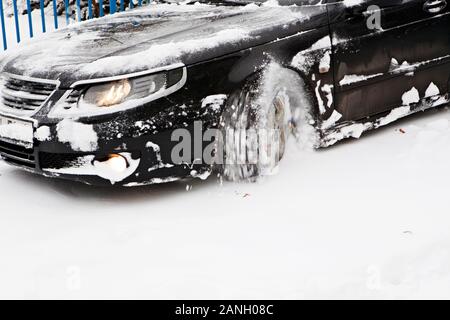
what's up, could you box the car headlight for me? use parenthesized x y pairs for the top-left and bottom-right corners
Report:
(84, 79), (132, 107)
(81, 72), (166, 108)
(49, 65), (186, 118)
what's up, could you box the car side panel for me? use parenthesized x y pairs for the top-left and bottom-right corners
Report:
(329, 0), (450, 122)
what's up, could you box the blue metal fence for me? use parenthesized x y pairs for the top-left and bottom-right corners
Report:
(0, 0), (151, 51)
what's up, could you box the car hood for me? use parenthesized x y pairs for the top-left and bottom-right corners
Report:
(0, 3), (327, 87)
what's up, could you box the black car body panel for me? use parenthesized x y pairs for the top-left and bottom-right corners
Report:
(0, 0), (449, 186)
(329, 0), (450, 121)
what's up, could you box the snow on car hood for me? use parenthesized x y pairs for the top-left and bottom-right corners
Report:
(0, 3), (326, 87)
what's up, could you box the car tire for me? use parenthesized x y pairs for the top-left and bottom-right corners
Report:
(217, 64), (312, 181)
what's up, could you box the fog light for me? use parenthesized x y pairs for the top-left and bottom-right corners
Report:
(96, 154), (128, 173)
(44, 152), (140, 185)
(91, 152), (140, 184)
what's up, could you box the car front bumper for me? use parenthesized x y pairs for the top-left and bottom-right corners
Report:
(0, 123), (214, 187)
(0, 94), (224, 186)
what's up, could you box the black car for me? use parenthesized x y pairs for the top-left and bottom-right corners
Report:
(0, 0), (449, 186)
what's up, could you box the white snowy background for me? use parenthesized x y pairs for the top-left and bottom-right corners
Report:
(2, 4), (450, 300)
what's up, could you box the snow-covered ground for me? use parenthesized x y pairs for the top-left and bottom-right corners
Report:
(2, 106), (450, 299)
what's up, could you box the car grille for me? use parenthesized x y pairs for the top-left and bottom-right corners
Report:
(0, 75), (58, 115)
(0, 140), (35, 168)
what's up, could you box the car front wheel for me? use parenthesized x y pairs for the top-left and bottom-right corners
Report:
(217, 64), (313, 181)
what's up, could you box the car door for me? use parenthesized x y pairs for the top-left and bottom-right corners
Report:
(328, 0), (450, 122)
